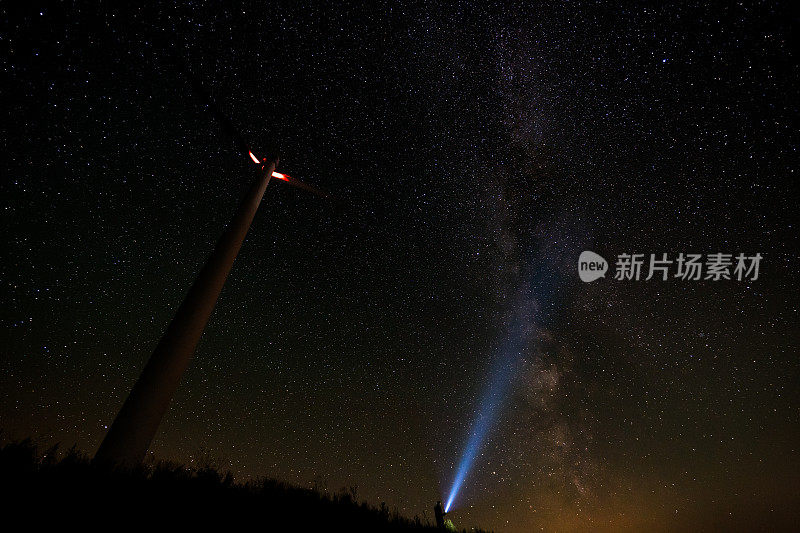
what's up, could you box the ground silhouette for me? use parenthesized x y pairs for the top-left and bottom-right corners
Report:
(1, 436), (487, 531)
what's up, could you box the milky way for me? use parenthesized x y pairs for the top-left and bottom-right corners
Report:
(2, 3), (798, 531)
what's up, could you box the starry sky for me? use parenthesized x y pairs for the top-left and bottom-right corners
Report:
(2, 2), (798, 531)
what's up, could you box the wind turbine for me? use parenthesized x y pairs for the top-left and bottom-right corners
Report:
(94, 65), (323, 466)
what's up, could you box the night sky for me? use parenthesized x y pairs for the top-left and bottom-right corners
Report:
(2, 2), (798, 531)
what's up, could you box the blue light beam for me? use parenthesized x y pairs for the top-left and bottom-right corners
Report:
(445, 330), (524, 513)
(445, 246), (569, 513)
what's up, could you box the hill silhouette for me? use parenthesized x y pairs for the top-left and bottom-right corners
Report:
(1, 436), (485, 531)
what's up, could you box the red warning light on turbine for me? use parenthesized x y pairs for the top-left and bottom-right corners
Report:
(248, 151), (290, 181)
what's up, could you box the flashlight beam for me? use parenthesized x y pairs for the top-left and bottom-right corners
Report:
(445, 324), (525, 513)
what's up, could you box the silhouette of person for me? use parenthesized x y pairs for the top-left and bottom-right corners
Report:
(434, 500), (446, 529)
